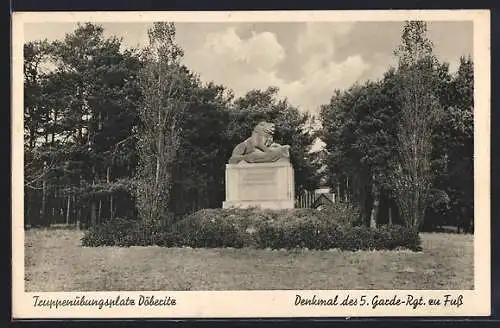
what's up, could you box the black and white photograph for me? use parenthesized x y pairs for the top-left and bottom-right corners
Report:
(11, 10), (490, 318)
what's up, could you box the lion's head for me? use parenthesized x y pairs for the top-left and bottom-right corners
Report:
(253, 121), (275, 137)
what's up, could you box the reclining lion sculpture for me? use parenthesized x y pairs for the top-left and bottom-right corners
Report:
(228, 121), (291, 164)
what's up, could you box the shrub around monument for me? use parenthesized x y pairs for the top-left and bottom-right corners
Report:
(81, 208), (422, 251)
(81, 217), (165, 247)
(167, 207), (342, 248)
(251, 213), (421, 251)
(167, 209), (247, 248)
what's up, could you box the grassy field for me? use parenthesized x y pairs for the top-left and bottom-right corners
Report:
(24, 229), (473, 291)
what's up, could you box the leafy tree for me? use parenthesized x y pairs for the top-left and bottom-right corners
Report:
(391, 21), (443, 231)
(431, 56), (474, 232)
(319, 74), (401, 227)
(135, 22), (196, 222)
(169, 82), (234, 215)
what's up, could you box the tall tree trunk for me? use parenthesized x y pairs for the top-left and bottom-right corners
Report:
(336, 183), (340, 203)
(76, 174), (82, 229)
(51, 110), (56, 144)
(388, 206), (393, 225)
(345, 176), (349, 202)
(154, 105), (162, 219)
(369, 175), (379, 228)
(90, 201), (97, 228)
(66, 194), (71, 224)
(40, 161), (48, 227)
(107, 167), (113, 218)
(76, 207), (81, 230)
(73, 195), (76, 225)
(98, 111), (103, 130)
(98, 199), (102, 224)
(110, 195), (114, 218)
(90, 167), (97, 227)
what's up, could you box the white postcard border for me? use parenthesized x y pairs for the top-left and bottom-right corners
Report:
(11, 9), (491, 319)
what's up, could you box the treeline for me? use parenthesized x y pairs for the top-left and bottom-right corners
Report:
(23, 23), (321, 228)
(24, 21), (473, 233)
(319, 22), (473, 232)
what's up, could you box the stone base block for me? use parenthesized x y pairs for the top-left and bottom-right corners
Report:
(222, 199), (295, 210)
(223, 161), (295, 210)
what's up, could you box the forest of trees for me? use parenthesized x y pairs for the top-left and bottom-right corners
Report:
(23, 21), (474, 233)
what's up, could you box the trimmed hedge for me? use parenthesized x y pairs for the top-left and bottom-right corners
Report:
(81, 208), (422, 251)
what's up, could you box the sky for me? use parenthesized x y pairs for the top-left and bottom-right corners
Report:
(24, 21), (473, 115)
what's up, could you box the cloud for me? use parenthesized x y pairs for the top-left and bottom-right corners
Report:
(296, 22), (354, 56)
(279, 55), (369, 109)
(184, 23), (370, 114)
(199, 27), (285, 72)
(280, 23), (369, 112)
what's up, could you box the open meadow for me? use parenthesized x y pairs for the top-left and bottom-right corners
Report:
(24, 229), (474, 291)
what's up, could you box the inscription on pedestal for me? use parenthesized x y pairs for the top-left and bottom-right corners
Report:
(241, 169), (276, 185)
(239, 168), (277, 200)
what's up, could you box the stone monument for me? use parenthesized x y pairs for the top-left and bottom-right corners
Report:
(223, 122), (295, 209)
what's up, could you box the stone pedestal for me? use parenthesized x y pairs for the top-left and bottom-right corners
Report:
(223, 161), (295, 209)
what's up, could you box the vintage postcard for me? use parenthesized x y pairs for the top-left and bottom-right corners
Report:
(12, 10), (491, 319)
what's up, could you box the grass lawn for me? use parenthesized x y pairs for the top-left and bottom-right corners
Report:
(24, 229), (473, 291)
